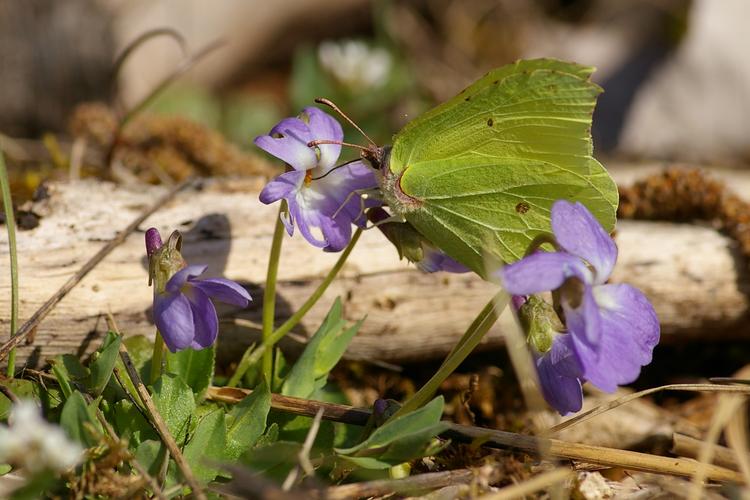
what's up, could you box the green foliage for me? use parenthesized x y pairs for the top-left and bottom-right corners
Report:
(282, 298), (363, 399)
(86, 331), (122, 396)
(112, 399), (156, 447)
(335, 396), (448, 469)
(51, 355), (87, 399)
(226, 382), (272, 460)
(240, 441), (302, 481)
(0, 379), (39, 420)
(166, 345), (215, 399)
(134, 439), (165, 477)
(183, 409), (226, 483)
(151, 373), (196, 444)
(60, 391), (101, 447)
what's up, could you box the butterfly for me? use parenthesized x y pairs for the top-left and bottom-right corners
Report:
(319, 59), (618, 278)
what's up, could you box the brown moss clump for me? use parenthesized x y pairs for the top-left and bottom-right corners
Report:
(68, 102), (278, 183)
(618, 167), (750, 258)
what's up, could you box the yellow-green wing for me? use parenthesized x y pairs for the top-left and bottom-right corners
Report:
(388, 59), (617, 276)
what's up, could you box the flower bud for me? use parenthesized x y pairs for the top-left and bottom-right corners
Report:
(516, 295), (565, 354)
(145, 227), (164, 257)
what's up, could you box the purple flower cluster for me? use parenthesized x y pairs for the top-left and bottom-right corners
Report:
(146, 228), (251, 353)
(499, 201), (659, 415)
(255, 107), (378, 252)
(154, 265), (251, 352)
(256, 108), (467, 274)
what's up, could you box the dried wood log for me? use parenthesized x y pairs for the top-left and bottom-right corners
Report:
(0, 166), (748, 368)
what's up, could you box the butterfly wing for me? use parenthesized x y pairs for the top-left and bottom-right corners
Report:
(387, 59), (618, 276)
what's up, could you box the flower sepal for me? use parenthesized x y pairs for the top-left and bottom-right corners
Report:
(147, 229), (186, 293)
(516, 295), (565, 354)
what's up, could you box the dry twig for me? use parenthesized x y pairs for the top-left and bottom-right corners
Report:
(323, 468), (476, 499)
(0, 178), (194, 363)
(118, 343), (206, 500)
(206, 386), (745, 484)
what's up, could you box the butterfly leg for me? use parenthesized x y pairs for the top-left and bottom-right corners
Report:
(366, 213), (406, 229)
(332, 187), (383, 221)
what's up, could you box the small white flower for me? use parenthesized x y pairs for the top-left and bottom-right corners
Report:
(318, 39), (392, 90)
(0, 400), (83, 473)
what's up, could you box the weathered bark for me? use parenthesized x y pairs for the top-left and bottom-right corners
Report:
(1, 166), (748, 368)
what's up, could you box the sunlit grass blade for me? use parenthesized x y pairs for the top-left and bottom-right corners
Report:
(0, 150), (18, 376)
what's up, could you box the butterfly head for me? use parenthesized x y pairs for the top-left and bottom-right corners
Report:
(360, 144), (390, 172)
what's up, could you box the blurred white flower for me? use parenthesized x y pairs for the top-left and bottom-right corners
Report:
(0, 400), (83, 473)
(318, 40), (392, 91)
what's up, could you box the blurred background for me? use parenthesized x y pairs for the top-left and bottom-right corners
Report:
(2, 0), (749, 203)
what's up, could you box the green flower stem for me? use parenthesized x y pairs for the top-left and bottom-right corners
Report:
(0, 151), (18, 376)
(150, 331), (166, 385)
(228, 227), (362, 388)
(261, 202), (288, 383)
(391, 289), (509, 419)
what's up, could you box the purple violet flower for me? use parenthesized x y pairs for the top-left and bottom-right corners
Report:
(499, 200), (660, 414)
(154, 265), (251, 352)
(417, 244), (471, 274)
(255, 107), (379, 252)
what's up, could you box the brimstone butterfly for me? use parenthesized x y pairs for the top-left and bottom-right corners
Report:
(324, 59), (618, 277)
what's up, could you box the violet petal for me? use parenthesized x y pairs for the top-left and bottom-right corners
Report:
(192, 278), (251, 307)
(303, 107), (343, 170)
(254, 117), (317, 171)
(154, 292), (195, 352)
(551, 200), (617, 284)
(498, 251), (586, 295)
(259, 170), (305, 205)
(187, 287), (219, 350)
(320, 213), (353, 252)
(563, 283), (602, 347)
(596, 284), (660, 364)
(547, 334), (584, 379)
(165, 265), (208, 293)
(417, 247), (471, 273)
(287, 198), (328, 248)
(572, 284), (659, 392)
(536, 350), (583, 415)
(280, 211), (294, 236)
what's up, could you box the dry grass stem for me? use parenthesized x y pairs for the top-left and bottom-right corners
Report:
(282, 407), (324, 491)
(687, 393), (746, 500)
(118, 343), (206, 500)
(725, 366), (750, 486)
(478, 467), (573, 500)
(547, 383), (750, 435)
(672, 433), (744, 472)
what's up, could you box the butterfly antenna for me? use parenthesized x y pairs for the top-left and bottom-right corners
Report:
(307, 139), (369, 152)
(315, 97), (376, 147)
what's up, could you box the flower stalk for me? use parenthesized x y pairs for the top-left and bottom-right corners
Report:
(261, 201), (288, 383)
(229, 227), (362, 387)
(391, 289), (509, 419)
